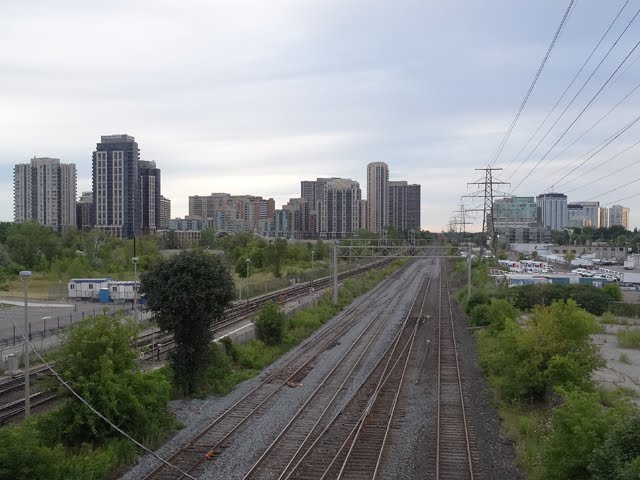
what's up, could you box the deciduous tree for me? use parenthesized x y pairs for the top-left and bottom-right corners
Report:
(140, 250), (235, 394)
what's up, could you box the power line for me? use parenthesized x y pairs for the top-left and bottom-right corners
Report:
(507, 4), (640, 186)
(502, 0), (631, 175)
(588, 175), (640, 201)
(563, 139), (640, 194)
(603, 191), (640, 206)
(487, 0), (576, 167)
(511, 32), (640, 194)
(539, 72), (640, 189)
(546, 113), (640, 191)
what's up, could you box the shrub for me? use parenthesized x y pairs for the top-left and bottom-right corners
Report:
(590, 412), (640, 480)
(603, 283), (623, 302)
(469, 303), (491, 327)
(254, 301), (286, 345)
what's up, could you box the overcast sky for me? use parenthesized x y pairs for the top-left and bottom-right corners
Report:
(2, 0), (639, 231)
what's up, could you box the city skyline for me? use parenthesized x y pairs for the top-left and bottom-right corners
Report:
(2, 1), (640, 230)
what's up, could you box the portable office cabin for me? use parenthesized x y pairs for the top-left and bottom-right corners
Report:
(109, 281), (139, 302)
(68, 278), (111, 300)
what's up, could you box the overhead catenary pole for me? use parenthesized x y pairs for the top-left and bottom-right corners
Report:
(333, 241), (338, 305)
(467, 245), (472, 301)
(19, 270), (32, 418)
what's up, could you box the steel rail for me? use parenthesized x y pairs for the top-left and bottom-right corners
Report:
(241, 269), (419, 479)
(280, 260), (435, 480)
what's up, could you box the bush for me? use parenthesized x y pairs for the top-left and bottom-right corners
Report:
(590, 412), (640, 479)
(478, 300), (604, 402)
(465, 289), (491, 314)
(469, 303), (491, 327)
(0, 421), (62, 480)
(254, 301), (286, 345)
(541, 390), (621, 480)
(603, 283), (623, 302)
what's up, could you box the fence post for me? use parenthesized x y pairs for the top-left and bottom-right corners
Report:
(43, 319), (46, 338)
(29, 322), (32, 341)
(13, 325), (16, 346)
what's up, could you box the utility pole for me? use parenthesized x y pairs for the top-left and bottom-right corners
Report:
(462, 167), (509, 256)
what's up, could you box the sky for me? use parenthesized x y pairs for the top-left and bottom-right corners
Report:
(1, 0), (640, 232)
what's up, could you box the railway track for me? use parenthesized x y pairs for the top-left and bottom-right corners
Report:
(0, 259), (394, 424)
(241, 269), (423, 480)
(277, 264), (433, 479)
(141, 261), (409, 480)
(435, 260), (477, 480)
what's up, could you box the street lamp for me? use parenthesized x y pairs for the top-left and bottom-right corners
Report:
(132, 257), (139, 323)
(311, 250), (315, 269)
(19, 270), (31, 418)
(246, 258), (251, 302)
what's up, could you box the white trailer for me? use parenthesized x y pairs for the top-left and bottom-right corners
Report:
(621, 272), (640, 284)
(109, 281), (139, 302)
(67, 278), (111, 300)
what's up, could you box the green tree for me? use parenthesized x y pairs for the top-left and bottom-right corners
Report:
(254, 301), (286, 345)
(52, 314), (173, 445)
(5, 221), (62, 269)
(564, 251), (576, 265)
(140, 250), (235, 394)
(264, 238), (288, 277)
(199, 227), (217, 248)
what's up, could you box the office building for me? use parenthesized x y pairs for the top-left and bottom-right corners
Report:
(536, 193), (568, 231)
(494, 196), (549, 244)
(13, 157), (77, 232)
(568, 201), (603, 228)
(367, 162), (389, 233)
(92, 134), (140, 239)
(609, 205), (630, 229)
(388, 181), (421, 232)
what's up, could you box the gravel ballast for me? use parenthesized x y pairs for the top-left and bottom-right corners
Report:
(120, 260), (524, 480)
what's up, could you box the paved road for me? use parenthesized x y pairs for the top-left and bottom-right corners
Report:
(0, 298), (135, 349)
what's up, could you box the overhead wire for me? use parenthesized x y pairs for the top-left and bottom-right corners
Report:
(1, 304), (196, 480)
(501, 0), (631, 176)
(507, 4), (640, 187)
(538, 66), (640, 190)
(545, 113), (640, 191)
(563, 140), (640, 194)
(588, 175), (640, 201)
(487, 0), (576, 168)
(511, 31), (640, 194)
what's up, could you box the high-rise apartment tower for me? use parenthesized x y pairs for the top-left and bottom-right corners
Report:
(367, 162), (389, 233)
(13, 157), (77, 232)
(92, 134), (140, 239)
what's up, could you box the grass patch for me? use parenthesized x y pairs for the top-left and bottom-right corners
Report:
(601, 311), (629, 325)
(617, 328), (640, 349)
(499, 404), (549, 480)
(618, 352), (631, 364)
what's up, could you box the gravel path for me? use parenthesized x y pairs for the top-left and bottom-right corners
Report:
(119, 260), (524, 480)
